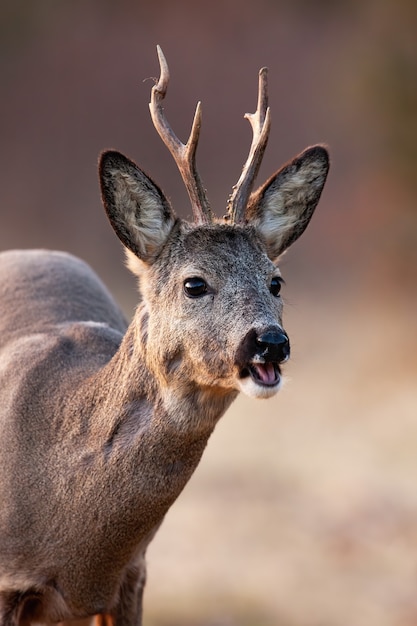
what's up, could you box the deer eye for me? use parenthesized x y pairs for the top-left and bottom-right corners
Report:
(183, 277), (208, 298)
(270, 276), (284, 297)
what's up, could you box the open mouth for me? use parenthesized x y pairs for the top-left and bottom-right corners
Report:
(240, 362), (281, 387)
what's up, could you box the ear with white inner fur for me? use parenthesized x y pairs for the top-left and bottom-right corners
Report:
(246, 145), (329, 261)
(99, 150), (176, 264)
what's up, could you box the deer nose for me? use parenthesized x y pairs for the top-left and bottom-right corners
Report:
(256, 329), (290, 363)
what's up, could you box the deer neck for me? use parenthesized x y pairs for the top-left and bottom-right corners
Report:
(60, 310), (237, 568)
(76, 307), (237, 497)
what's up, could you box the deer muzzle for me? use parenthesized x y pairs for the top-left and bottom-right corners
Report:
(236, 327), (290, 391)
(255, 329), (290, 363)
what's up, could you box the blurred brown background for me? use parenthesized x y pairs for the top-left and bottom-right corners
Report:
(1, 1), (416, 625)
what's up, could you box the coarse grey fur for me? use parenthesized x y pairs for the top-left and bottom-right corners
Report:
(0, 58), (329, 626)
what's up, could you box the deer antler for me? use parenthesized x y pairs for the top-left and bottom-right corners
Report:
(149, 46), (212, 225)
(227, 67), (271, 224)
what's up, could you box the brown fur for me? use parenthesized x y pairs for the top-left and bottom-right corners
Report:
(0, 71), (329, 625)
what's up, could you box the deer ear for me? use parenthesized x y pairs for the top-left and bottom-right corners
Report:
(247, 146), (329, 261)
(99, 151), (176, 264)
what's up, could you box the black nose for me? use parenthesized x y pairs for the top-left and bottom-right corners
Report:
(256, 329), (290, 363)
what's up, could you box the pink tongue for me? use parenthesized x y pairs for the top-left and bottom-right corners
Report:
(253, 362), (276, 384)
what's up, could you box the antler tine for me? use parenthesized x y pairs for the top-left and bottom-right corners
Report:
(149, 46), (212, 225)
(227, 67), (271, 224)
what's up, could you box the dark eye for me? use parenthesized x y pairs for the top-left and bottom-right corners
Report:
(270, 276), (283, 297)
(183, 277), (208, 298)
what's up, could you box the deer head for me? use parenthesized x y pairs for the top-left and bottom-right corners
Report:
(99, 46), (329, 402)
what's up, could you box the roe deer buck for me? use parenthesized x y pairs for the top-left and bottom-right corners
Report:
(0, 46), (329, 625)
